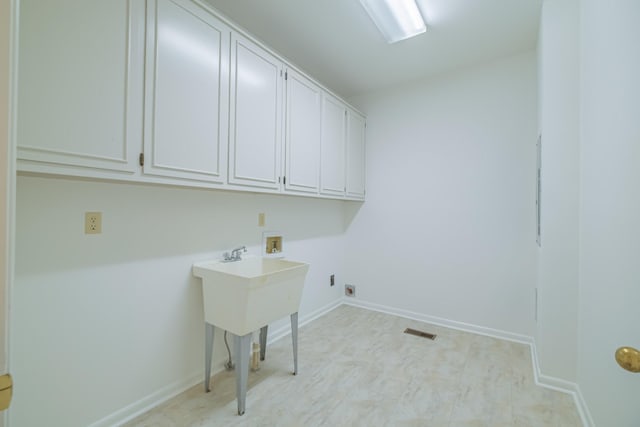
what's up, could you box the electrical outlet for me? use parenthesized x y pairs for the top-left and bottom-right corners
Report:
(330, 274), (335, 287)
(345, 284), (355, 297)
(85, 212), (102, 234)
(258, 212), (265, 227)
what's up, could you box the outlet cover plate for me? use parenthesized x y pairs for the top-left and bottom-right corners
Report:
(85, 212), (102, 234)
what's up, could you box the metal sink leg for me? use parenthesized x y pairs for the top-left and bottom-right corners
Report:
(291, 312), (298, 375)
(259, 325), (268, 361)
(234, 332), (252, 415)
(204, 322), (214, 392)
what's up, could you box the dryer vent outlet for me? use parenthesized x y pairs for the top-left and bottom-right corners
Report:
(345, 284), (356, 297)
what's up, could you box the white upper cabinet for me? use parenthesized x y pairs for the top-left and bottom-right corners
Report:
(228, 33), (284, 190)
(15, 0), (365, 200)
(346, 109), (366, 199)
(320, 93), (347, 197)
(143, 0), (230, 184)
(17, 0), (145, 175)
(284, 68), (322, 194)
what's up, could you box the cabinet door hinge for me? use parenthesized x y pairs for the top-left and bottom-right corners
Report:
(139, 152), (144, 167)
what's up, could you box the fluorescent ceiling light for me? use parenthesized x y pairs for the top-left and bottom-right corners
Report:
(360, 0), (426, 44)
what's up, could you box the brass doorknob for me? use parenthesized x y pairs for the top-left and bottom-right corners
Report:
(0, 374), (12, 411)
(615, 347), (640, 373)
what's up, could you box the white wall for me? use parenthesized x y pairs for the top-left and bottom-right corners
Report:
(11, 176), (346, 426)
(346, 52), (538, 336)
(536, 0), (580, 382)
(578, 0), (640, 425)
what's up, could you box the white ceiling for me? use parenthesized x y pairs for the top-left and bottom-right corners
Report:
(204, 0), (542, 99)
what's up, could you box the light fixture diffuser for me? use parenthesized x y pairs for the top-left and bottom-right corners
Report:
(360, 0), (426, 44)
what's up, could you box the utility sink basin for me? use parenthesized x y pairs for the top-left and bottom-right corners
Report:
(193, 256), (310, 415)
(192, 257), (309, 336)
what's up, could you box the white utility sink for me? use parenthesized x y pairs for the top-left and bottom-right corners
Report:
(192, 256), (309, 336)
(193, 256), (309, 415)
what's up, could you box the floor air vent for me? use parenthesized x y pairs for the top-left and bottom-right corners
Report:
(404, 328), (437, 340)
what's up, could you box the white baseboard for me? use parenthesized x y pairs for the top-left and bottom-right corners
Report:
(573, 384), (595, 427)
(342, 297), (534, 345)
(94, 297), (594, 427)
(92, 298), (343, 427)
(89, 372), (202, 427)
(530, 342), (595, 427)
(343, 297), (593, 427)
(266, 298), (343, 344)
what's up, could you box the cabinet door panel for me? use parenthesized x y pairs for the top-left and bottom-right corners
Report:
(285, 69), (321, 194)
(346, 110), (366, 199)
(229, 34), (283, 190)
(144, 0), (229, 183)
(17, 0), (144, 173)
(320, 94), (346, 196)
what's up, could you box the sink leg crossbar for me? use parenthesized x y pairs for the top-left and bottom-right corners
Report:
(203, 312), (300, 416)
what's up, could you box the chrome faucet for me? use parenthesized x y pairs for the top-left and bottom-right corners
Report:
(223, 246), (247, 262)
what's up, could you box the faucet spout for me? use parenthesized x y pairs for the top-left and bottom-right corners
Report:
(224, 246), (247, 262)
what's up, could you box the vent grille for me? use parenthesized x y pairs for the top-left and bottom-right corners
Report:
(404, 328), (436, 340)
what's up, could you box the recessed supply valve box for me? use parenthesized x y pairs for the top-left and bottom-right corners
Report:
(262, 231), (284, 257)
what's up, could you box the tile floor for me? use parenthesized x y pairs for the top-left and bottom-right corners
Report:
(125, 305), (583, 427)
